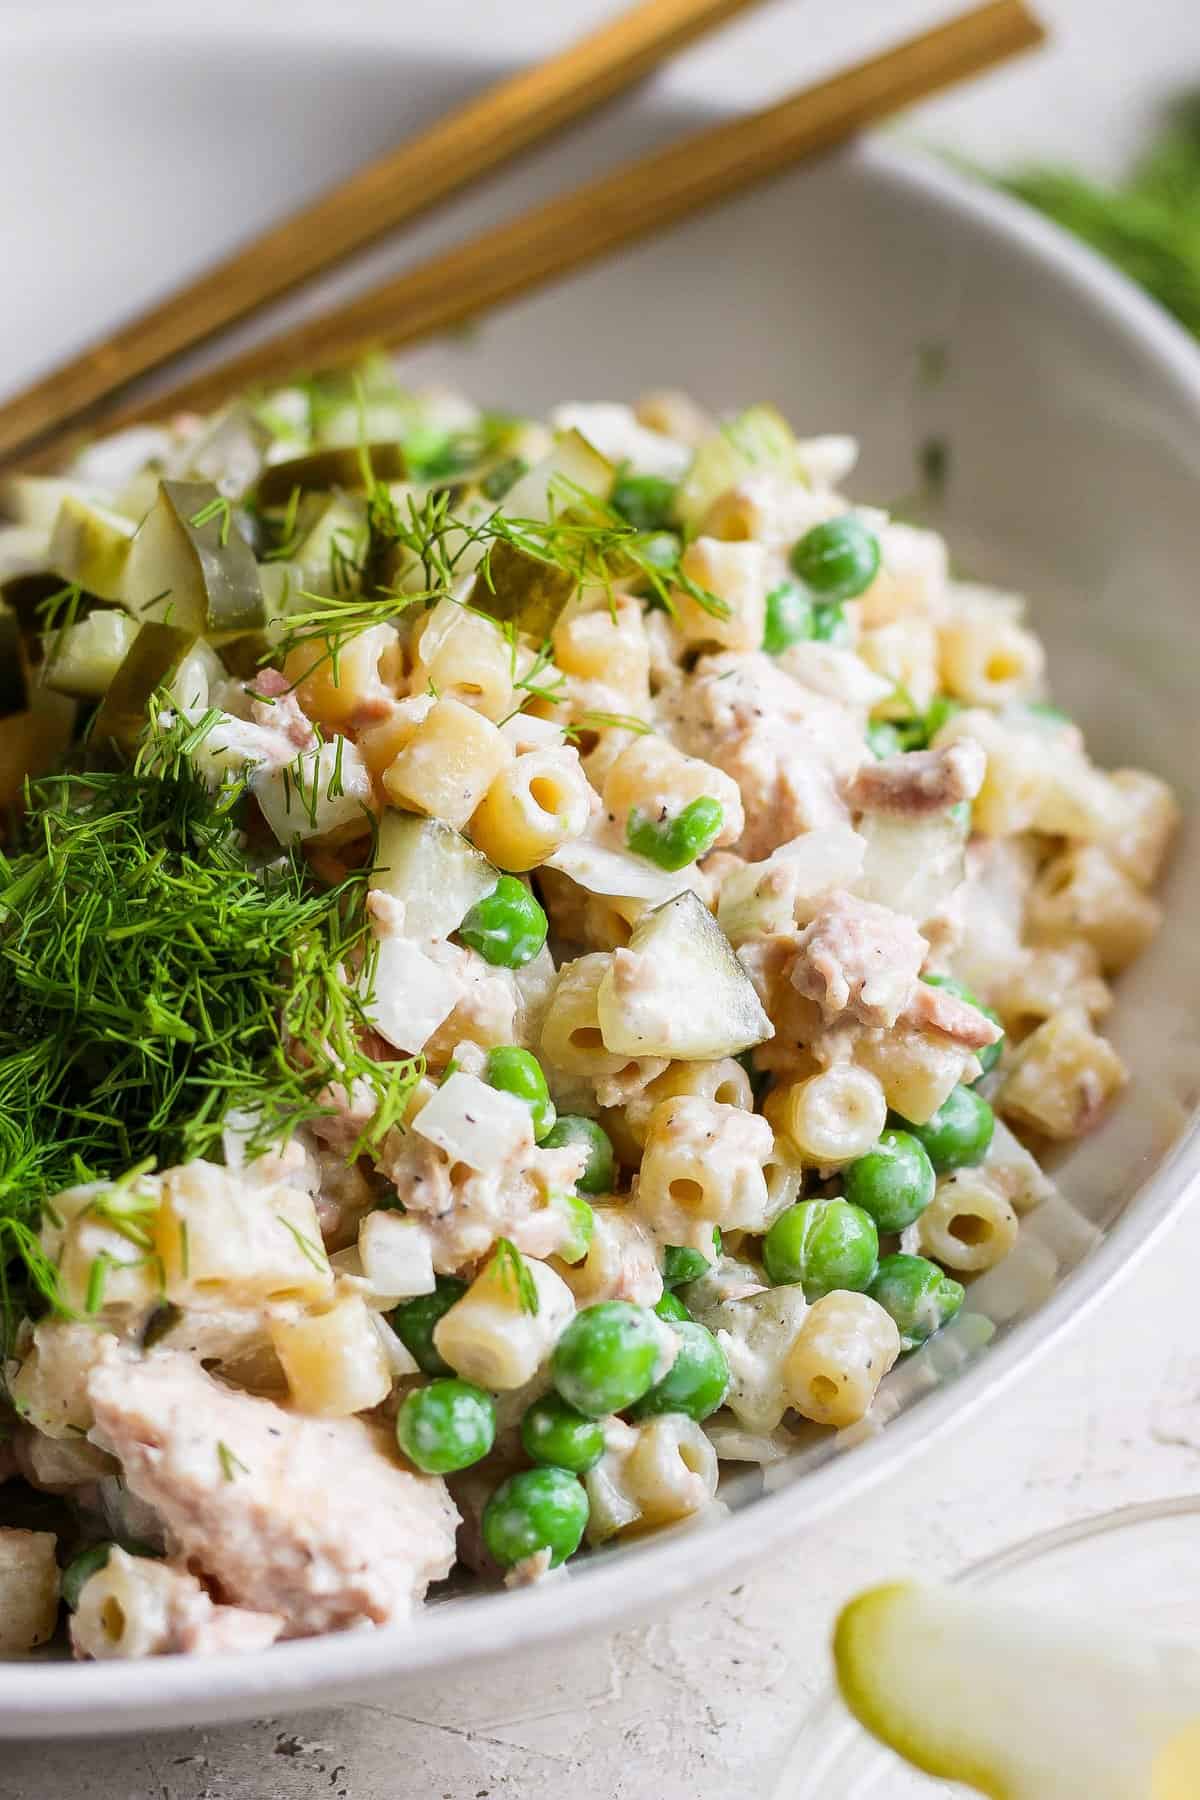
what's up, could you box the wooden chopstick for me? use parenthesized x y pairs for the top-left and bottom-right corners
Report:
(0, 0), (768, 468)
(11, 0), (1044, 471)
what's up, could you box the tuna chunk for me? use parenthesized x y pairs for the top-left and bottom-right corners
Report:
(87, 1349), (459, 1637)
(844, 741), (986, 817)
(900, 978), (1003, 1051)
(790, 892), (926, 1029)
(665, 652), (865, 860)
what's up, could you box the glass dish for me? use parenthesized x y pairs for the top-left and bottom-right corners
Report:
(779, 1496), (1200, 1797)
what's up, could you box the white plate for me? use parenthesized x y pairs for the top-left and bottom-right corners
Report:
(3, 14), (1200, 1738)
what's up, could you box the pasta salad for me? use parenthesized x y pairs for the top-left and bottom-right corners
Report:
(0, 367), (1177, 1658)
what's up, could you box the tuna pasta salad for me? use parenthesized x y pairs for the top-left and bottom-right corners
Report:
(0, 370), (1177, 1659)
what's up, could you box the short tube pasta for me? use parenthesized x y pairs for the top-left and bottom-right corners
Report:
(783, 1291), (901, 1429)
(917, 1175), (1019, 1273)
(0, 1530), (60, 1655)
(626, 1414), (720, 1526)
(382, 696), (512, 829)
(269, 1290), (393, 1416)
(470, 746), (592, 871)
(636, 1095), (774, 1246)
(772, 1065), (887, 1166)
(938, 613), (1045, 706)
(411, 606), (513, 722)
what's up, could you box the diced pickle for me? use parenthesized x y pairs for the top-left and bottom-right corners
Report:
(370, 811), (498, 941)
(674, 404), (801, 532)
(290, 493), (369, 597)
(170, 401), (272, 497)
(0, 475), (111, 533)
(48, 495), (135, 601)
(596, 890), (774, 1059)
(122, 480), (265, 637)
(256, 443), (406, 508)
(92, 622), (197, 748)
(470, 540), (576, 640)
(497, 430), (614, 524)
(40, 609), (140, 700)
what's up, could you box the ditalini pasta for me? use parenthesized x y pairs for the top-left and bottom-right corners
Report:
(0, 369), (1176, 1656)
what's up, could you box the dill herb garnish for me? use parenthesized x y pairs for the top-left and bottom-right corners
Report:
(0, 707), (416, 1334)
(493, 1237), (539, 1316)
(217, 1440), (250, 1481)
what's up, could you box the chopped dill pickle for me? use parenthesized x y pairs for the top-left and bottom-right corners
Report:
(48, 495), (135, 602)
(122, 481), (265, 637)
(256, 443), (407, 508)
(471, 539), (577, 640)
(92, 621), (197, 748)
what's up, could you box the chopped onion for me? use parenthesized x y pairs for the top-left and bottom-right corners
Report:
(359, 936), (463, 1054)
(359, 1211), (436, 1301)
(411, 1072), (534, 1171)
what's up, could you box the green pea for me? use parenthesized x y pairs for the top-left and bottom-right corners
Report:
(866, 721), (903, 759)
(483, 1466), (589, 1569)
(554, 1191), (596, 1265)
(611, 471), (677, 532)
(844, 1129), (937, 1233)
(391, 1276), (468, 1376)
(627, 795), (723, 871)
(921, 974), (1004, 1077)
(868, 1253), (964, 1350)
(654, 1289), (692, 1323)
(663, 1229), (722, 1289)
(761, 580), (814, 654)
(902, 1085), (995, 1172)
(923, 694), (962, 740)
(61, 1542), (114, 1612)
(762, 1199), (879, 1299)
(459, 876), (547, 968)
(485, 1045), (556, 1140)
(396, 1378), (496, 1475)
(789, 515), (881, 601)
(811, 600), (851, 645)
(629, 1320), (729, 1421)
(520, 1393), (606, 1474)
(552, 1300), (665, 1417)
(541, 1115), (615, 1195)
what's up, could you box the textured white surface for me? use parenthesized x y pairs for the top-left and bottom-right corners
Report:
(3, 1), (1200, 1794)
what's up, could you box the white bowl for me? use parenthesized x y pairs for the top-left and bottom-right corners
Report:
(3, 16), (1200, 1739)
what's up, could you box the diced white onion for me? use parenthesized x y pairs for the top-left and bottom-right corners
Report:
(359, 936), (463, 1055)
(411, 1072), (534, 1171)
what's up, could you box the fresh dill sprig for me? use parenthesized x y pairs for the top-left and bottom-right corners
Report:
(492, 1237), (539, 1316)
(276, 470), (727, 674)
(984, 96), (1200, 340)
(216, 1440), (250, 1481)
(188, 495), (234, 547)
(0, 707), (417, 1332)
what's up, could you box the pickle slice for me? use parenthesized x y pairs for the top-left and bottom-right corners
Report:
(122, 480), (265, 636)
(48, 495), (135, 601)
(256, 443), (407, 508)
(92, 621), (198, 749)
(470, 539), (576, 640)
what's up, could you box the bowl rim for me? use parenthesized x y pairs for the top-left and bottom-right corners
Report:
(3, 75), (1200, 1730)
